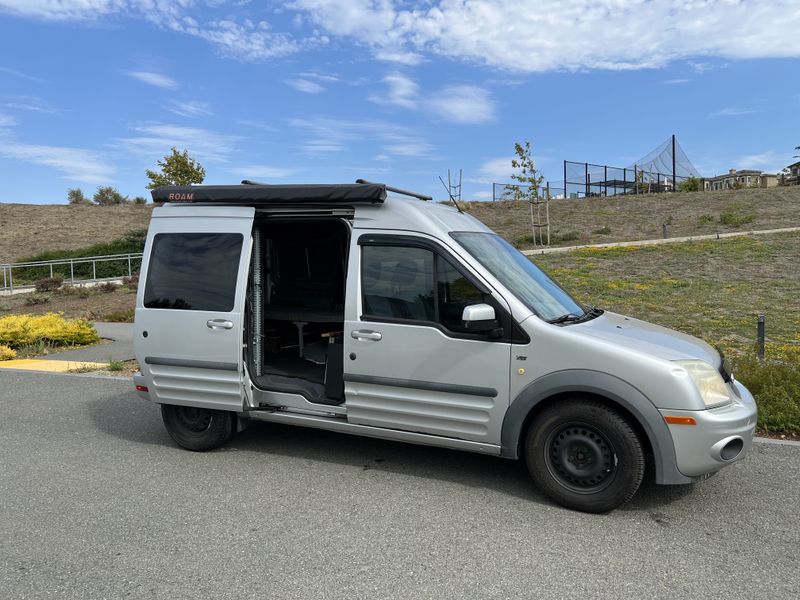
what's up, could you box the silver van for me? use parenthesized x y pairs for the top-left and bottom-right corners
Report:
(133, 181), (757, 512)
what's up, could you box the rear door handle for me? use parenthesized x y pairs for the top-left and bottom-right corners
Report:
(351, 329), (382, 341)
(207, 319), (234, 330)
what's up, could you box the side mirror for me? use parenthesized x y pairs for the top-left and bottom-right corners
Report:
(461, 303), (498, 332)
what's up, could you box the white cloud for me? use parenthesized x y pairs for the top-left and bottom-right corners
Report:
(374, 50), (424, 65)
(370, 74), (494, 124)
(664, 78), (691, 85)
(127, 70), (177, 90)
(369, 72), (418, 108)
(228, 165), (298, 179)
(285, 78), (325, 93)
(0, 0), (121, 20)
(426, 85), (494, 123)
(299, 72), (339, 82)
(164, 99), (212, 118)
(470, 156), (515, 184)
(3, 95), (59, 114)
(288, 115), (434, 158)
(292, 0), (800, 72)
(711, 107), (761, 117)
(0, 112), (17, 127)
(473, 190), (492, 200)
(736, 150), (784, 172)
(115, 123), (240, 163)
(6, 1), (800, 72)
(0, 142), (114, 183)
(0, 66), (44, 82)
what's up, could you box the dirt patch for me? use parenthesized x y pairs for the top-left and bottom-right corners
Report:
(0, 286), (136, 321)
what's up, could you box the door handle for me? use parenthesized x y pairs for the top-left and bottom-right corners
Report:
(207, 319), (234, 330)
(351, 329), (382, 341)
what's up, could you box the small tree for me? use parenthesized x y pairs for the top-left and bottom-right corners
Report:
(145, 147), (206, 189)
(93, 186), (127, 205)
(131, 196), (147, 205)
(67, 187), (90, 205)
(508, 141), (549, 246)
(678, 176), (700, 192)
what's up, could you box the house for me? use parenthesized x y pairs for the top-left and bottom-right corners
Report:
(702, 169), (777, 191)
(781, 161), (800, 186)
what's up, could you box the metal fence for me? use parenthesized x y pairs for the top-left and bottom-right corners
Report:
(1, 253), (143, 294)
(564, 161), (691, 199)
(492, 182), (566, 201)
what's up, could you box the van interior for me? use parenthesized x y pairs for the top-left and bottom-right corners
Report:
(247, 216), (350, 405)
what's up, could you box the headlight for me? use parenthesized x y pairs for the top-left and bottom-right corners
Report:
(673, 360), (731, 408)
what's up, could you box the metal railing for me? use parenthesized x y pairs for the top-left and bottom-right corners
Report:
(1, 253), (143, 293)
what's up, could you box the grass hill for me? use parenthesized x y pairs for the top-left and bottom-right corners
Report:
(467, 186), (800, 248)
(1, 186), (799, 262)
(0, 203), (153, 262)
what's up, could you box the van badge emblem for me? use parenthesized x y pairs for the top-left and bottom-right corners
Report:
(516, 355), (527, 361)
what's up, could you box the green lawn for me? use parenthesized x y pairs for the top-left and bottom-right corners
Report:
(532, 232), (800, 435)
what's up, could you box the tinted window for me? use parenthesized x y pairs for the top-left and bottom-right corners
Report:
(144, 233), (243, 311)
(437, 258), (485, 331)
(362, 246), (435, 321)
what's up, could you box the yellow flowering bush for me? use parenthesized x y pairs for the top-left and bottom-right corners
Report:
(0, 313), (99, 348)
(0, 344), (16, 361)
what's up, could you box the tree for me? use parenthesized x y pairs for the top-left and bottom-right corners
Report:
(131, 196), (147, 205)
(508, 141), (544, 202)
(678, 176), (700, 192)
(145, 147), (205, 189)
(93, 186), (127, 205)
(67, 187), (90, 205)
(508, 141), (550, 246)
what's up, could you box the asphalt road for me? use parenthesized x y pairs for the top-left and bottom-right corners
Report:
(1, 370), (799, 600)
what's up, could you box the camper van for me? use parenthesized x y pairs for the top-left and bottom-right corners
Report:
(133, 181), (757, 513)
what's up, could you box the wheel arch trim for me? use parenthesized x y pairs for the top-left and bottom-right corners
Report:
(501, 369), (692, 485)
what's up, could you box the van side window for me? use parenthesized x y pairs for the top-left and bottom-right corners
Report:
(144, 233), (243, 311)
(437, 258), (485, 331)
(362, 246), (435, 321)
(361, 245), (486, 332)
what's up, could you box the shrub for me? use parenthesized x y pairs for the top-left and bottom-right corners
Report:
(552, 230), (581, 243)
(93, 186), (128, 205)
(97, 281), (118, 293)
(24, 293), (51, 306)
(108, 359), (125, 371)
(698, 214), (715, 225)
(0, 344), (16, 361)
(719, 211), (756, 227)
(132, 196), (147, 205)
(122, 273), (139, 290)
(34, 276), (64, 292)
(733, 345), (800, 435)
(102, 309), (135, 323)
(678, 177), (700, 192)
(0, 313), (99, 348)
(592, 226), (611, 235)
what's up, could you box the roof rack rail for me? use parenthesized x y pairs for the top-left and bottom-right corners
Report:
(356, 179), (431, 202)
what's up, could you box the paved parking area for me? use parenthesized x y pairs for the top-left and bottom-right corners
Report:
(1, 370), (799, 599)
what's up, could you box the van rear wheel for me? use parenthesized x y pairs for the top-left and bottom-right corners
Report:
(525, 399), (645, 513)
(161, 404), (236, 451)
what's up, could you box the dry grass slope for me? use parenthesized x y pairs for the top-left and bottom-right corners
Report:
(467, 186), (800, 248)
(0, 203), (153, 262)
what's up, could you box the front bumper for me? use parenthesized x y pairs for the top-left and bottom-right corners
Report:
(659, 379), (757, 477)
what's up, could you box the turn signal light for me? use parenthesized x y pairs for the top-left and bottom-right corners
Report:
(135, 385), (149, 393)
(664, 415), (697, 425)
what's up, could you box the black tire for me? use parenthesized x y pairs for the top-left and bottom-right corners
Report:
(161, 404), (236, 451)
(525, 399), (645, 513)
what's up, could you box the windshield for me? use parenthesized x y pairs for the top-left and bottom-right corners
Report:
(451, 232), (585, 321)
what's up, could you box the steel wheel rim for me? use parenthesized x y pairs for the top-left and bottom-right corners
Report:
(544, 421), (617, 494)
(175, 406), (213, 433)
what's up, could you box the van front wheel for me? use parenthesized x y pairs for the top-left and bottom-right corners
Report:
(525, 399), (645, 513)
(161, 404), (236, 451)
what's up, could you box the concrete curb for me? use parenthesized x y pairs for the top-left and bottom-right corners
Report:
(753, 436), (800, 447)
(521, 226), (800, 256)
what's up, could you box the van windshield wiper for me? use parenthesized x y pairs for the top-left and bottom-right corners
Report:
(548, 306), (604, 325)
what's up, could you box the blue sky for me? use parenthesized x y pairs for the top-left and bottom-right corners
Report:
(0, 0), (798, 204)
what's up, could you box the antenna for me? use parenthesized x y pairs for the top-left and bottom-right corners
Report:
(439, 169), (465, 214)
